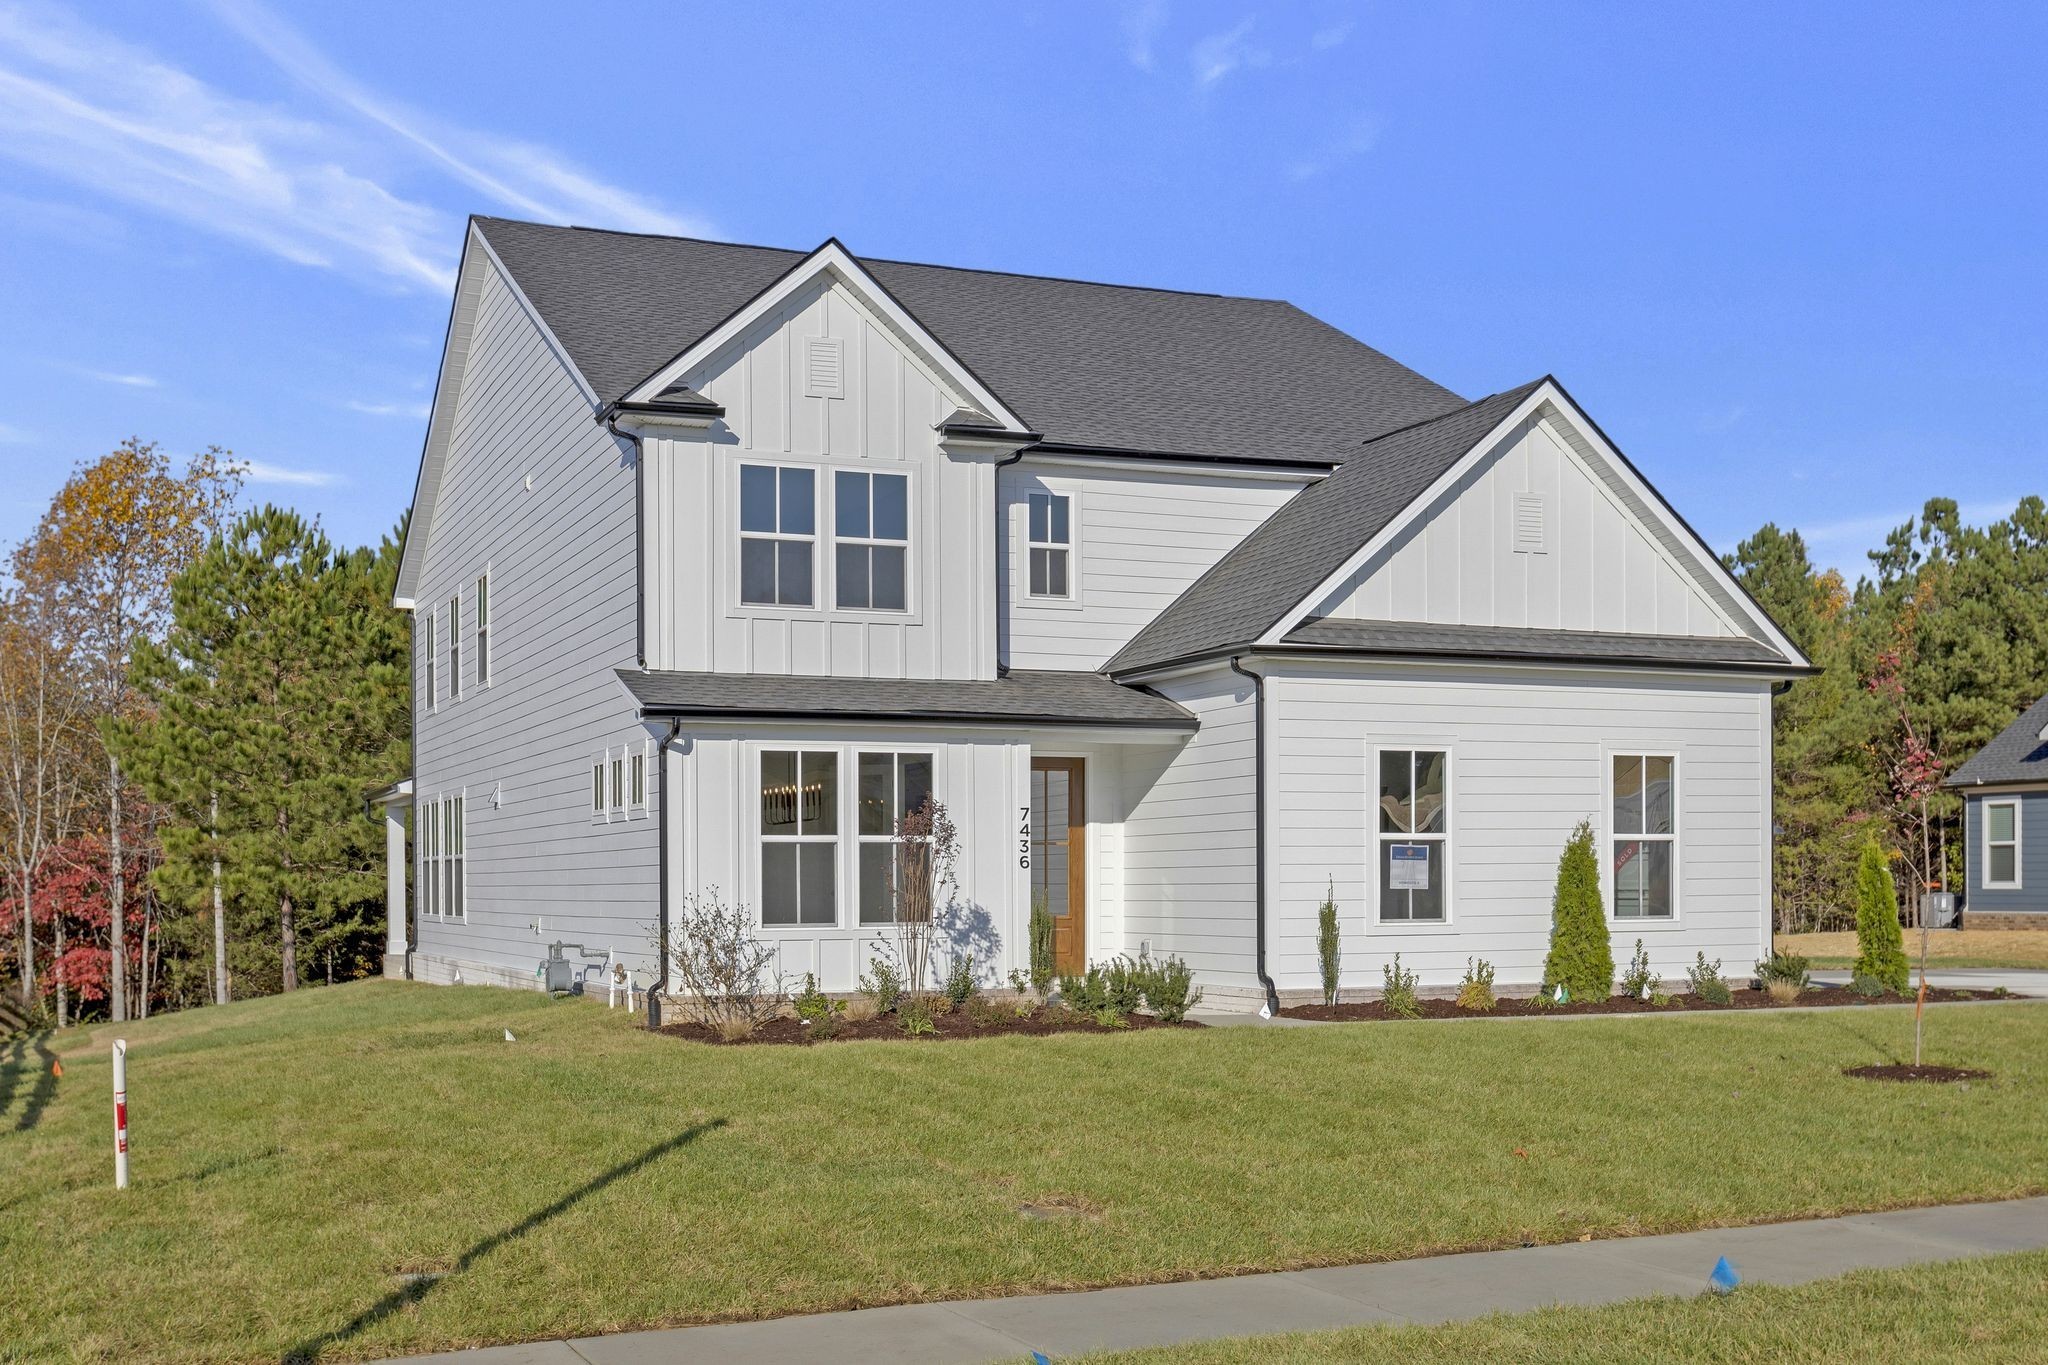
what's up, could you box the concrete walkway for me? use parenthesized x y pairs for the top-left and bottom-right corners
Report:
(390, 1197), (2048, 1364)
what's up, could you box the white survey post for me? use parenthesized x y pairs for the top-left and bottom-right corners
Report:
(112, 1039), (129, 1190)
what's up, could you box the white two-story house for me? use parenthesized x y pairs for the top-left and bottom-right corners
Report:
(381, 216), (1812, 1012)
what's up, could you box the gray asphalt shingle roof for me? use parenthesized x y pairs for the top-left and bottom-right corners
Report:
(1947, 690), (2048, 787)
(1281, 618), (1802, 671)
(474, 217), (1466, 464)
(615, 669), (1196, 730)
(1106, 381), (1548, 675)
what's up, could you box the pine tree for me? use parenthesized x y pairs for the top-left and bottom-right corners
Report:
(1852, 835), (1908, 993)
(1316, 880), (1340, 1006)
(113, 508), (408, 997)
(1541, 821), (1613, 1002)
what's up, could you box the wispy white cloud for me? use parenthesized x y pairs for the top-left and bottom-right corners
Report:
(1284, 114), (1382, 181)
(1311, 21), (1354, 51)
(0, 420), (33, 444)
(75, 368), (161, 388)
(238, 459), (340, 488)
(345, 398), (431, 420)
(1123, 0), (1169, 71)
(1697, 404), (1748, 433)
(1791, 496), (2024, 570)
(1190, 17), (1268, 87)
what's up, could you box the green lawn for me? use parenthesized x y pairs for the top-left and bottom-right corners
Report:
(2, 982), (2043, 1363)
(1777, 928), (2048, 972)
(1062, 1250), (2048, 1363)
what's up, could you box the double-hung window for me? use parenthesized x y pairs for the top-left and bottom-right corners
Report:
(760, 750), (837, 925)
(421, 611), (437, 713)
(739, 464), (816, 606)
(1376, 748), (1448, 921)
(834, 470), (909, 611)
(1027, 491), (1072, 598)
(1612, 754), (1677, 918)
(857, 751), (934, 924)
(447, 594), (462, 700)
(418, 795), (465, 920)
(630, 745), (647, 811)
(474, 573), (490, 685)
(591, 758), (606, 816)
(445, 794), (465, 920)
(418, 797), (437, 918)
(1984, 800), (2021, 888)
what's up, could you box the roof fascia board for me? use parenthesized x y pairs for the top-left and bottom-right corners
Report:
(623, 240), (1028, 433)
(630, 703), (1194, 734)
(1017, 452), (1325, 484)
(1129, 647), (1799, 687)
(469, 224), (601, 407)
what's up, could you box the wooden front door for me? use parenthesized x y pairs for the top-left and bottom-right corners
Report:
(1030, 758), (1087, 974)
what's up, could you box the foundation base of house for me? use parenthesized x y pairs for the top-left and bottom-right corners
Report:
(1962, 911), (2048, 931)
(382, 952), (409, 980)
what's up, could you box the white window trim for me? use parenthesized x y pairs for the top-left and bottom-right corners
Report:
(1020, 485), (1082, 607)
(447, 592), (463, 701)
(1367, 742), (1456, 930)
(475, 570), (491, 688)
(831, 468), (914, 615)
(421, 609), (437, 714)
(755, 747), (843, 930)
(590, 753), (608, 822)
(734, 460), (822, 613)
(855, 748), (936, 927)
(1983, 798), (2022, 890)
(629, 739), (649, 817)
(419, 792), (466, 921)
(1603, 747), (1683, 927)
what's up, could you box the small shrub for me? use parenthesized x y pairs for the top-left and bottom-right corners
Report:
(899, 995), (938, 1036)
(1542, 820), (1615, 1002)
(1849, 972), (1889, 998)
(1029, 892), (1057, 997)
(859, 957), (904, 1014)
(713, 1015), (757, 1043)
(1766, 979), (1802, 1005)
(1101, 957), (1144, 1019)
(662, 891), (785, 1034)
(965, 995), (1006, 1027)
(1619, 939), (1656, 1000)
(1853, 838), (1909, 993)
(1759, 951), (1810, 992)
(1060, 968), (1104, 1015)
(841, 995), (879, 1024)
(1455, 957), (1497, 1012)
(1092, 1007), (1130, 1029)
(1007, 968), (1029, 995)
(1136, 951), (1202, 1023)
(1380, 953), (1423, 1019)
(944, 953), (979, 1009)
(1317, 879), (1341, 1006)
(1687, 951), (1732, 1005)
(793, 973), (842, 1026)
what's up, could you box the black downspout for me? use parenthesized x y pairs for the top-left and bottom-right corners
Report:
(647, 716), (681, 1029)
(604, 406), (648, 670)
(1228, 656), (1282, 1017)
(993, 445), (1028, 670)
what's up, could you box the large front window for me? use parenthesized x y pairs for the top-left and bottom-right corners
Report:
(1612, 754), (1676, 918)
(857, 751), (933, 923)
(760, 750), (837, 925)
(1985, 800), (2021, 888)
(1377, 749), (1447, 921)
(835, 471), (909, 611)
(740, 465), (816, 606)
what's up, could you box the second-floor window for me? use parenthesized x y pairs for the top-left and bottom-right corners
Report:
(421, 610), (436, 713)
(1028, 491), (1072, 598)
(740, 464), (815, 607)
(474, 573), (491, 685)
(834, 471), (909, 611)
(448, 594), (462, 700)
(1984, 800), (2020, 888)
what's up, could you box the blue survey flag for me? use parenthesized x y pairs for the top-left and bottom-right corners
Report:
(1033, 1354), (1053, 1364)
(1709, 1256), (1740, 1294)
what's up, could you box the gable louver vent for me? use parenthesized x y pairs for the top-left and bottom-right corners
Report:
(804, 337), (845, 399)
(1512, 492), (1547, 554)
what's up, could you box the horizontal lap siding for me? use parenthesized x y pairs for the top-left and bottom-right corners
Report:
(413, 260), (655, 984)
(1271, 662), (1771, 992)
(1963, 791), (2048, 914)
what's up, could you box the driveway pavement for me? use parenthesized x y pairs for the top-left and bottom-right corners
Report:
(1811, 966), (2048, 996)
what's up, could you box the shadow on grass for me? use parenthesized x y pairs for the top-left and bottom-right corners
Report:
(282, 1118), (728, 1363)
(1812, 1011), (1907, 1066)
(1, 1033), (58, 1134)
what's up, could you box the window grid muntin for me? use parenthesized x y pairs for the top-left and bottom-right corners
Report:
(1611, 753), (1677, 919)
(760, 749), (838, 927)
(1375, 748), (1448, 923)
(739, 464), (817, 607)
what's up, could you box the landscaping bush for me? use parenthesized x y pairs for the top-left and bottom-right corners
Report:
(858, 957), (904, 1014)
(662, 891), (785, 1034)
(1766, 979), (1802, 1005)
(1058, 968), (1103, 1015)
(1455, 957), (1496, 1012)
(1759, 951), (1811, 992)
(1101, 957), (1145, 1019)
(944, 953), (979, 1009)
(899, 995), (938, 1035)
(1853, 837), (1909, 993)
(794, 973), (842, 1026)
(1849, 972), (1890, 998)
(1541, 820), (1614, 1002)
(1135, 951), (1202, 1022)
(1688, 951), (1732, 1005)
(1317, 879), (1341, 1006)
(1029, 892), (1056, 997)
(1619, 939), (1656, 1000)
(1380, 953), (1422, 1018)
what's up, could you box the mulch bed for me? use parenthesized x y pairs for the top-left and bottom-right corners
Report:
(655, 1005), (1203, 1046)
(1843, 1063), (1993, 1084)
(1279, 984), (1990, 1022)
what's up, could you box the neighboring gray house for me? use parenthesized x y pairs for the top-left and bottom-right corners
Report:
(381, 216), (1814, 1011)
(1947, 690), (2048, 927)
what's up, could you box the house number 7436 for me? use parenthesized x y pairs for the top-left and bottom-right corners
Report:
(1018, 806), (1032, 869)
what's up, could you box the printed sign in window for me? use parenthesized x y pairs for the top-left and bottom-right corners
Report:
(1389, 843), (1430, 890)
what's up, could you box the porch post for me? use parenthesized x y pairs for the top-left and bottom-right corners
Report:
(384, 803), (408, 976)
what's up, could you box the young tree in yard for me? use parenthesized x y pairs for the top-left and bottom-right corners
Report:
(1852, 835), (1909, 993)
(21, 440), (238, 1020)
(115, 509), (407, 996)
(890, 794), (959, 1005)
(1541, 820), (1613, 1003)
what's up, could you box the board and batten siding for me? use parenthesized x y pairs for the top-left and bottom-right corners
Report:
(1312, 413), (1744, 639)
(1963, 789), (2048, 913)
(640, 276), (995, 680)
(673, 725), (1030, 992)
(412, 257), (655, 987)
(1268, 660), (1773, 993)
(1119, 667), (1262, 991)
(1001, 462), (1304, 671)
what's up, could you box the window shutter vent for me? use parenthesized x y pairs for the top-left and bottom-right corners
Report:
(1512, 492), (1547, 554)
(804, 337), (845, 399)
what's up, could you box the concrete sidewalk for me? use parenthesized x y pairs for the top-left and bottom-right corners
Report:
(390, 1197), (2048, 1364)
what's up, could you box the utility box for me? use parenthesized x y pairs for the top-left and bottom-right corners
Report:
(1921, 892), (1957, 928)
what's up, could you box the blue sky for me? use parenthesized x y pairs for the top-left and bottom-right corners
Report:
(1, 0), (2041, 574)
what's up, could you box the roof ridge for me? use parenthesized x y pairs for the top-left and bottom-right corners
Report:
(1355, 376), (1549, 448)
